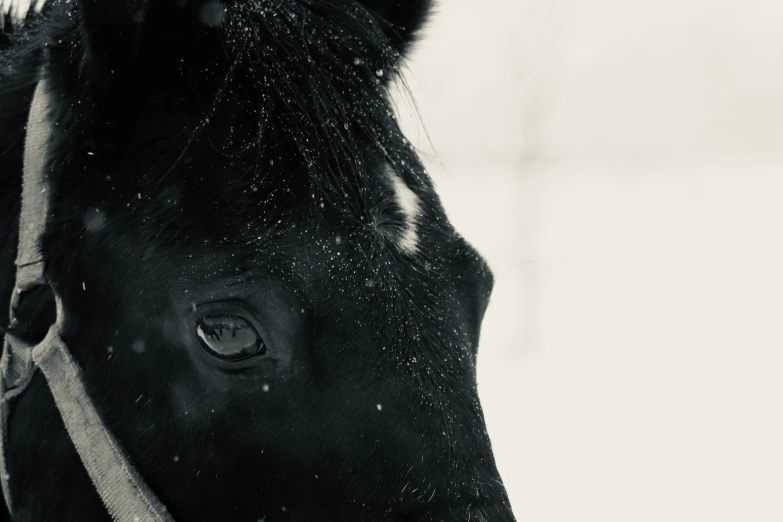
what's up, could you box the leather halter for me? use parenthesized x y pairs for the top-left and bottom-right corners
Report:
(0, 78), (176, 521)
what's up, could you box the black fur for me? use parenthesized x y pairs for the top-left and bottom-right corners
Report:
(0, 1), (514, 520)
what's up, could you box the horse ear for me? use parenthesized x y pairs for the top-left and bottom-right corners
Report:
(357, 0), (432, 55)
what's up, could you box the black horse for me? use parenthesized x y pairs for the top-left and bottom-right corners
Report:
(0, 0), (515, 520)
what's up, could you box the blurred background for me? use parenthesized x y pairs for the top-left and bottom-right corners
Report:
(391, 1), (783, 520)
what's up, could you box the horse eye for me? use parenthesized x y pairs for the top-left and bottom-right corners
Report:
(195, 315), (265, 361)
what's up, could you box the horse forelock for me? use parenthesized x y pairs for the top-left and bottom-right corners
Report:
(13, 0), (429, 238)
(201, 0), (426, 220)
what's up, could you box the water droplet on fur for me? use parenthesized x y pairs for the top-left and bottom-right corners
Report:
(376, 69), (384, 77)
(84, 209), (106, 232)
(132, 340), (146, 354)
(199, 0), (226, 27)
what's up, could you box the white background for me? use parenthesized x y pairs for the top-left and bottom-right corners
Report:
(393, 1), (783, 520)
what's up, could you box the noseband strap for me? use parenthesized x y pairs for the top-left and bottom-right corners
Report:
(0, 78), (175, 521)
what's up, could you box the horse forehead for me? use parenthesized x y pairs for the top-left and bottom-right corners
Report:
(183, 159), (429, 256)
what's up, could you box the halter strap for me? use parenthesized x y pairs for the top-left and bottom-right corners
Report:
(0, 78), (175, 521)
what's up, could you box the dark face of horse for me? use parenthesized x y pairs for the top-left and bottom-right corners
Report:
(0, 0), (515, 520)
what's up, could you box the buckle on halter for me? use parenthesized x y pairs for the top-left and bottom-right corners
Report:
(1, 279), (56, 397)
(8, 280), (56, 348)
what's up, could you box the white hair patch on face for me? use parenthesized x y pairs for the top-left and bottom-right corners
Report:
(386, 165), (421, 254)
(1, 0), (47, 27)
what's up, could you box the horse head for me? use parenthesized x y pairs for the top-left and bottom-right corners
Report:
(0, 1), (516, 520)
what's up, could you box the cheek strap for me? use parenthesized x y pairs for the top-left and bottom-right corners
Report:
(0, 78), (176, 522)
